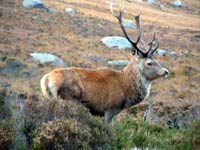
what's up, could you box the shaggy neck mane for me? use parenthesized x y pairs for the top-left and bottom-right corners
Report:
(122, 57), (151, 108)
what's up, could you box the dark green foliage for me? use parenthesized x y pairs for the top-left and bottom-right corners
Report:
(33, 119), (91, 150)
(0, 58), (36, 79)
(0, 120), (13, 150)
(177, 120), (200, 149)
(1, 90), (200, 150)
(0, 58), (27, 78)
(0, 88), (27, 150)
(0, 89), (12, 120)
(23, 94), (114, 150)
(112, 116), (200, 150)
(0, 89), (13, 149)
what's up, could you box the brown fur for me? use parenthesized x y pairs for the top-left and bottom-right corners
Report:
(40, 56), (168, 123)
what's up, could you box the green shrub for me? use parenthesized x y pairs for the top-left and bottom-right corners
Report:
(2, 91), (199, 150)
(112, 116), (200, 150)
(0, 58), (28, 78)
(0, 89), (12, 120)
(177, 120), (200, 150)
(0, 88), (27, 150)
(0, 89), (13, 150)
(0, 120), (13, 150)
(33, 119), (91, 150)
(23, 94), (114, 150)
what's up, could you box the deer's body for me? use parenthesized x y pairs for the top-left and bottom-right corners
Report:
(41, 56), (167, 123)
(40, 6), (169, 123)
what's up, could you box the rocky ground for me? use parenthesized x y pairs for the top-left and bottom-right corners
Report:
(0, 0), (200, 129)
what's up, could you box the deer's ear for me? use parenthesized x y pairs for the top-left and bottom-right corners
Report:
(132, 49), (141, 58)
(135, 55), (139, 62)
(134, 51), (143, 59)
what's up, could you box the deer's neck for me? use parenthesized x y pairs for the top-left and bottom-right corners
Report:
(122, 58), (151, 108)
(137, 70), (151, 100)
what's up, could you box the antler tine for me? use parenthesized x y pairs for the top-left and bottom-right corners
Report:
(109, 2), (146, 56)
(134, 13), (141, 45)
(150, 39), (159, 55)
(148, 33), (156, 46)
(140, 38), (149, 50)
(134, 13), (146, 56)
(146, 33), (156, 55)
(109, 3), (131, 42)
(116, 5), (136, 47)
(140, 33), (158, 56)
(146, 34), (160, 56)
(109, 0), (116, 16)
(139, 27), (155, 52)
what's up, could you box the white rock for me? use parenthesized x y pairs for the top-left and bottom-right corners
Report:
(65, 8), (75, 16)
(147, 0), (156, 5)
(122, 20), (135, 29)
(23, 0), (45, 9)
(160, 4), (165, 10)
(101, 36), (132, 49)
(171, 0), (182, 8)
(30, 52), (66, 67)
(108, 60), (129, 67)
(155, 49), (177, 56)
(106, 0), (115, 5)
(136, 0), (143, 2)
(167, 49), (177, 56)
(155, 49), (166, 56)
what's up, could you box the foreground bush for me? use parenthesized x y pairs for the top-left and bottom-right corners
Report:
(33, 119), (91, 150)
(1, 91), (199, 150)
(23, 94), (114, 150)
(112, 116), (200, 150)
(0, 120), (13, 150)
(0, 88), (27, 149)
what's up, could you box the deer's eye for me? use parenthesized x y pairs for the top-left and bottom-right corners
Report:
(147, 62), (153, 66)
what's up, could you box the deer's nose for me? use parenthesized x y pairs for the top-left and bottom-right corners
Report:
(164, 69), (169, 78)
(164, 69), (169, 75)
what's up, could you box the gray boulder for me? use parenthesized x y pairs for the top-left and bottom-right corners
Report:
(136, 0), (143, 2)
(126, 0), (134, 3)
(191, 35), (200, 42)
(147, 0), (156, 5)
(167, 49), (177, 56)
(65, 8), (75, 16)
(108, 60), (129, 66)
(108, 60), (129, 69)
(155, 49), (166, 56)
(101, 36), (132, 49)
(30, 52), (66, 67)
(155, 49), (177, 56)
(122, 20), (135, 29)
(171, 0), (182, 8)
(23, 0), (47, 9)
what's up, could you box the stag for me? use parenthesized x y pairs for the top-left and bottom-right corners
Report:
(40, 6), (169, 123)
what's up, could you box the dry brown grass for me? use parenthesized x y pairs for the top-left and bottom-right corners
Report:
(0, 0), (199, 113)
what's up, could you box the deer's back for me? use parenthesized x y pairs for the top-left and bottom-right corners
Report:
(50, 67), (126, 113)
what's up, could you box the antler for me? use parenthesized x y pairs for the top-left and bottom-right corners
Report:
(109, 2), (159, 57)
(109, 3), (145, 56)
(140, 33), (159, 56)
(149, 37), (159, 55)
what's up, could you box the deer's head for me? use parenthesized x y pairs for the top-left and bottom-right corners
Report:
(110, 5), (169, 81)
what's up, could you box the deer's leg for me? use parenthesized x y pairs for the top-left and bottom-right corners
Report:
(48, 80), (58, 97)
(105, 108), (120, 124)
